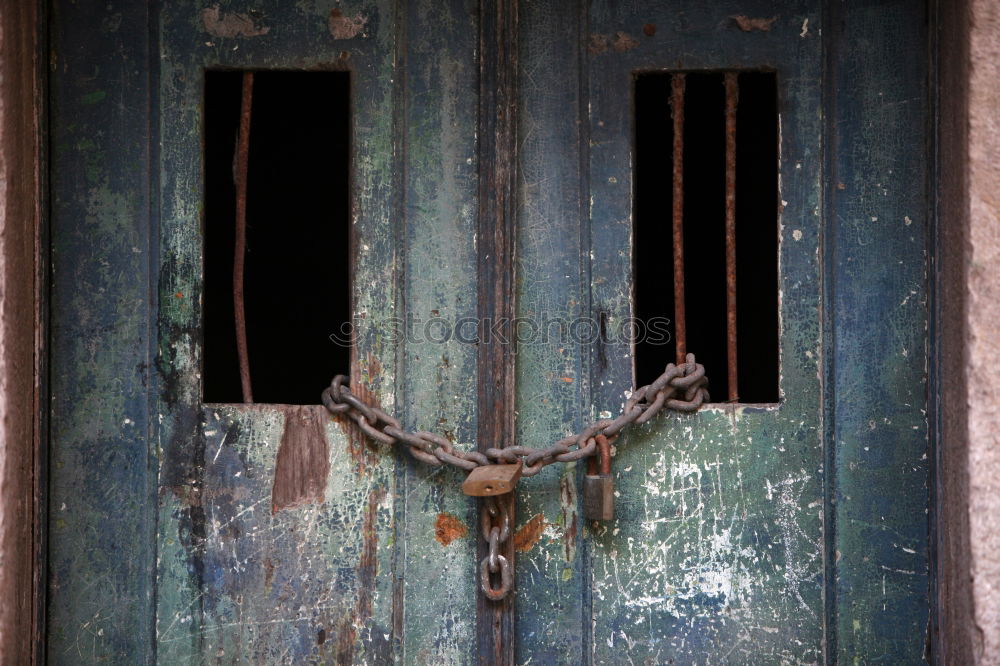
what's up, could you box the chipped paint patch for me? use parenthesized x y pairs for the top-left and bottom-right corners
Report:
(329, 9), (368, 40)
(513, 513), (547, 552)
(434, 512), (468, 546)
(201, 6), (270, 38)
(271, 405), (330, 513)
(588, 32), (638, 55)
(731, 15), (778, 32)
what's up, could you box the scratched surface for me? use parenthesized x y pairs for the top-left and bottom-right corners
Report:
(47, 2), (158, 661)
(399, 1), (480, 663)
(46, 1), (932, 663)
(155, 1), (400, 663)
(587, 1), (827, 661)
(511, 1), (587, 663)
(828, 4), (931, 661)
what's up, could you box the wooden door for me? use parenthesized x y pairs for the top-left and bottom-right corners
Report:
(47, 1), (932, 663)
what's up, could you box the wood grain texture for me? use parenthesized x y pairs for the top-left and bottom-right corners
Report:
(826, 3), (932, 661)
(43, 2), (937, 662)
(400, 0), (480, 661)
(511, 1), (587, 661)
(476, 0), (519, 663)
(0, 0), (41, 661)
(47, 2), (157, 660)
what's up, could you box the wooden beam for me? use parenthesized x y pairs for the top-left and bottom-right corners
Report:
(0, 0), (42, 661)
(476, 0), (518, 662)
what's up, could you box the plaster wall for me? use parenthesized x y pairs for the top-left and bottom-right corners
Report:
(966, 0), (1000, 661)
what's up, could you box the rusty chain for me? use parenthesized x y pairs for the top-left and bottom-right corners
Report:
(321, 352), (709, 475)
(321, 352), (709, 601)
(479, 495), (513, 601)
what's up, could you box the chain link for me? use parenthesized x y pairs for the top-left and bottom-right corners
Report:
(321, 353), (709, 601)
(321, 353), (709, 476)
(479, 496), (513, 600)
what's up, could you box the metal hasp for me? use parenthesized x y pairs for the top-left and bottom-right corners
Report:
(463, 461), (523, 496)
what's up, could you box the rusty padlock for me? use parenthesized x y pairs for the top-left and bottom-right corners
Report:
(462, 460), (523, 496)
(583, 434), (614, 520)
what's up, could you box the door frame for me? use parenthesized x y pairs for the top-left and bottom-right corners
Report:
(2, 0), (989, 662)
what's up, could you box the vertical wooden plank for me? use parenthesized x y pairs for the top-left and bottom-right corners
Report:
(154, 3), (400, 662)
(512, 1), (587, 662)
(0, 0), (42, 661)
(400, 0), (480, 662)
(587, 1), (825, 662)
(827, 2), (932, 661)
(476, 0), (519, 663)
(47, 1), (156, 661)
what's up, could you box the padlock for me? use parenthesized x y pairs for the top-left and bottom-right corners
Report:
(462, 460), (523, 496)
(583, 434), (614, 520)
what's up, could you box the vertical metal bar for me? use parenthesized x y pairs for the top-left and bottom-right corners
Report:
(476, 0), (518, 662)
(670, 74), (686, 366)
(234, 71), (254, 403)
(724, 72), (739, 402)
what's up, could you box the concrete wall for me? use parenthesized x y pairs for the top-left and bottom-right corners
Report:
(940, 0), (1000, 663)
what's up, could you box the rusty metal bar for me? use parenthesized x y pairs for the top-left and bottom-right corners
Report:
(724, 72), (739, 402)
(234, 71), (254, 403)
(670, 74), (686, 366)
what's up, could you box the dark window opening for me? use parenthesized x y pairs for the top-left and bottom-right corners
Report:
(634, 71), (779, 403)
(203, 70), (351, 404)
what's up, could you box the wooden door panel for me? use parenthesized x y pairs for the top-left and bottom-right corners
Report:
(586, 2), (825, 661)
(45, 1), (933, 663)
(155, 2), (400, 662)
(511, 2), (588, 662)
(399, 0), (480, 661)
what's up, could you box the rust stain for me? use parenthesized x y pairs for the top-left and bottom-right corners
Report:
(201, 6), (270, 38)
(271, 405), (330, 513)
(329, 8), (368, 40)
(332, 354), (387, 476)
(263, 557), (274, 590)
(643, 23), (657, 37)
(611, 31), (639, 52)
(513, 513), (547, 553)
(336, 487), (385, 664)
(587, 34), (608, 55)
(731, 15), (778, 32)
(434, 513), (468, 546)
(589, 32), (639, 55)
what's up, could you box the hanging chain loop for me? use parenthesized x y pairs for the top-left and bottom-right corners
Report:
(320, 353), (709, 476)
(321, 354), (709, 601)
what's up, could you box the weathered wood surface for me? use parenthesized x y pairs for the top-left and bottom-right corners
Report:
(400, 0), (480, 662)
(827, 3), (931, 661)
(47, 2), (158, 661)
(511, 1), (588, 662)
(587, 1), (826, 661)
(155, 2), (400, 662)
(45, 1), (932, 663)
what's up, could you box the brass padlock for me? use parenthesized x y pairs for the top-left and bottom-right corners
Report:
(462, 460), (523, 496)
(583, 434), (614, 521)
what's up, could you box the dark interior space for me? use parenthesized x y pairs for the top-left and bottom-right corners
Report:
(634, 71), (779, 402)
(202, 70), (351, 404)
